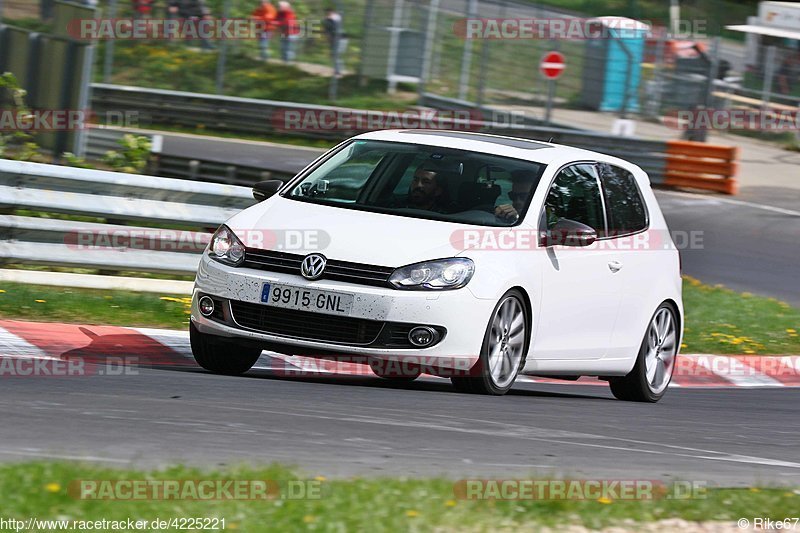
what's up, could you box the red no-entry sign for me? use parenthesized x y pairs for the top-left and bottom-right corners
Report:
(540, 51), (566, 79)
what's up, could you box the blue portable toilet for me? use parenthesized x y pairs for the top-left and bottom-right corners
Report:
(580, 17), (650, 113)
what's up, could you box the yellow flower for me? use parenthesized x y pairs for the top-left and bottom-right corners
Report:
(35, 299), (46, 303)
(0, 289), (6, 293)
(228, 523), (239, 530)
(45, 482), (61, 493)
(314, 475), (327, 482)
(749, 488), (760, 493)
(302, 515), (316, 524)
(445, 499), (457, 507)
(787, 329), (797, 334)
(405, 510), (420, 518)
(597, 497), (613, 504)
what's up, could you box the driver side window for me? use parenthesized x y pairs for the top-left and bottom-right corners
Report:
(542, 164), (605, 234)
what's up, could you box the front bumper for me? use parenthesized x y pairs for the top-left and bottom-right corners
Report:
(191, 254), (492, 369)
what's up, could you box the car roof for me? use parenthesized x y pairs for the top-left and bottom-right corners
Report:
(350, 129), (634, 170)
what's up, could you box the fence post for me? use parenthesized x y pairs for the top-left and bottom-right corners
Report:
(103, 0), (118, 83)
(761, 45), (777, 110)
(648, 34), (666, 118)
(417, 0), (441, 105)
(458, 0), (478, 101)
(358, 0), (375, 88)
(215, 0), (231, 95)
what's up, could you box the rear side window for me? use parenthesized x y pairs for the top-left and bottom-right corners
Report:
(598, 163), (648, 236)
(542, 164), (605, 234)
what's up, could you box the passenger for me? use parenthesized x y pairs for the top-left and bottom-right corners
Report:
(494, 170), (539, 222)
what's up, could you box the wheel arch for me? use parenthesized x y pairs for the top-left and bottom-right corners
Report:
(509, 285), (534, 354)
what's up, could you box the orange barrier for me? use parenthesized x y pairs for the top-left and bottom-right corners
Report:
(664, 140), (740, 195)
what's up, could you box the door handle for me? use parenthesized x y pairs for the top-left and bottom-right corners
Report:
(608, 260), (623, 273)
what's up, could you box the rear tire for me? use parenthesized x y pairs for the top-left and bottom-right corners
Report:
(451, 289), (529, 395)
(190, 323), (262, 376)
(609, 303), (678, 403)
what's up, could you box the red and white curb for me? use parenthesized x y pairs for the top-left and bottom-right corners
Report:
(1, 320), (799, 387)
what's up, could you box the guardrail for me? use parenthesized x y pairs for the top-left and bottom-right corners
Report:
(0, 159), (254, 276)
(89, 84), (740, 194)
(85, 127), (295, 186)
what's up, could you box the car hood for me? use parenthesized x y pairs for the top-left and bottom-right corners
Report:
(225, 196), (489, 267)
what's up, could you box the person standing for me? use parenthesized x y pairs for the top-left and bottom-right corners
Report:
(251, 0), (277, 61)
(322, 6), (344, 76)
(168, 0), (214, 50)
(276, 1), (300, 63)
(131, 0), (154, 19)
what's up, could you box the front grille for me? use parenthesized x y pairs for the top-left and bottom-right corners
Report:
(242, 249), (394, 288)
(230, 300), (384, 345)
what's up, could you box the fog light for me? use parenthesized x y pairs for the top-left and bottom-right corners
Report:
(199, 296), (215, 317)
(408, 326), (437, 347)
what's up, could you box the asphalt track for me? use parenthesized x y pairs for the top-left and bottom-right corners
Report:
(3, 133), (798, 487)
(2, 362), (800, 486)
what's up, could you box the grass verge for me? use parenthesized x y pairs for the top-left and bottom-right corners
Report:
(3, 462), (798, 532)
(682, 276), (799, 355)
(0, 278), (798, 354)
(0, 283), (190, 330)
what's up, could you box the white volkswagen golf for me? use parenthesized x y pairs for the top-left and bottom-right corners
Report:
(190, 129), (683, 402)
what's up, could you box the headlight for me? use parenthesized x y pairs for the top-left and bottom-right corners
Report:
(208, 225), (245, 266)
(389, 258), (474, 290)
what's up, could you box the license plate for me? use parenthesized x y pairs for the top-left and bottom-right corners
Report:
(260, 283), (354, 316)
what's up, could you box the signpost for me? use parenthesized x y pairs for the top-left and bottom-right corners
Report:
(540, 51), (565, 124)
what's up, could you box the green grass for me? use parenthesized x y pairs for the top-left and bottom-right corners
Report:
(99, 43), (411, 111)
(1, 277), (798, 354)
(3, 461), (798, 532)
(0, 283), (190, 329)
(681, 276), (800, 355)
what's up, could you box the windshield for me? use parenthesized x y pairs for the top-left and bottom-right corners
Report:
(284, 140), (547, 227)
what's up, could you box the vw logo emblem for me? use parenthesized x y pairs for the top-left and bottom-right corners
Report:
(300, 253), (327, 280)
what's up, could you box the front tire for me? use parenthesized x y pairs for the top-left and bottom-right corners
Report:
(451, 289), (529, 395)
(609, 303), (678, 403)
(190, 323), (262, 376)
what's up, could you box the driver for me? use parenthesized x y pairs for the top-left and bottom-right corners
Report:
(406, 161), (449, 212)
(494, 170), (539, 222)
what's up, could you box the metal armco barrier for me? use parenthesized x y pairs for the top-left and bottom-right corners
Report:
(664, 141), (740, 195)
(0, 159), (254, 275)
(85, 127), (296, 186)
(88, 84), (740, 194)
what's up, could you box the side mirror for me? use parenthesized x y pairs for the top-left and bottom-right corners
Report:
(252, 180), (284, 202)
(540, 218), (597, 247)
